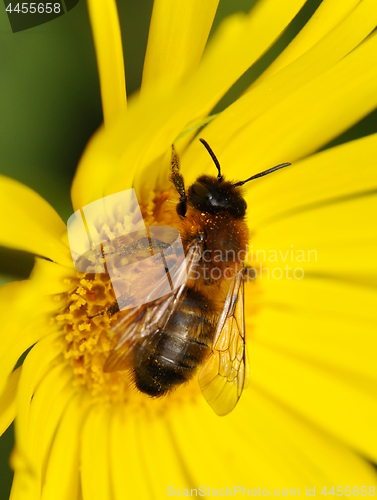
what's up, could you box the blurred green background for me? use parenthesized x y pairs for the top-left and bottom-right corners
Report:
(0, 0), (376, 497)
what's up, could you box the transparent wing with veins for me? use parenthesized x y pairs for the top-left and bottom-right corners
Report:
(198, 266), (248, 416)
(103, 241), (202, 373)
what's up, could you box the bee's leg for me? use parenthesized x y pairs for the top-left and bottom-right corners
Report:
(170, 144), (187, 217)
(88, 293), (130, 320)
(88, 301), (119, 320)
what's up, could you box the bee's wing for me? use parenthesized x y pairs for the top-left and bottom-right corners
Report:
(103, 241), (202, 372)
(198, 266), (248, 416)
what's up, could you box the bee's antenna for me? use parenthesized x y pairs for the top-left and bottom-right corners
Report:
(233, 162), (291, 187)
(199, 138), (222, 181)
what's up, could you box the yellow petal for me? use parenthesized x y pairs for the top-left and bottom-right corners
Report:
(142, 0), (219, 90)
(254, 273), (377, 322)
(116, 412), (195, 496)
(0, 367), (21, 437)
(40, 395), (85, 500)
(166, 403), (265, 487)
(182, 31), (377, 187)
(251, 193), (377, 281)
(72, 0), (307, 209)
(186, 0), (307, 115)
(186, 0), (377, 185)
(167, 389), (377, 488)
(0, 280), (62, 395)
(28, 258), (76, 295)
(86, 0), (126, 125)
(244, 133), (377, 228)
(248, 279), (377, 380)
(110, 412), (153, 499)
(81, 407), (112, 500)
(0, 176), (71, 266)
(31, 369), (74, 492)
(34, 368), (73, 458)
(248, 342), (377, 462)
(10, 465), (35, 500)
(251, 0), (364, 85)
(237, 388), (377, 486)
(71, 88), (181, 209)
(11, 364), (73, 500)
(15, 334), (63, 451)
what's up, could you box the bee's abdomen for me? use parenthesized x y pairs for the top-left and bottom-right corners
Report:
(133, 290), (216, 397)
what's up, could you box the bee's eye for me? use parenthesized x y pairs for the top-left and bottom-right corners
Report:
(191, 182), (212, 200)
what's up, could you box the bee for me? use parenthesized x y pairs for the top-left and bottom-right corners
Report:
(103, 139), (290, 415)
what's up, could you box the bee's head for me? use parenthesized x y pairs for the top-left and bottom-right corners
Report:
(188, 176), (247, 219)
(174, 138), (290, 218)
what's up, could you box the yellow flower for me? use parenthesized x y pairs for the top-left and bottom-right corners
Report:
(1, 0), (377, 498)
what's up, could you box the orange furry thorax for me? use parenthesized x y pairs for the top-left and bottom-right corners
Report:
(176, 203), (249, 305)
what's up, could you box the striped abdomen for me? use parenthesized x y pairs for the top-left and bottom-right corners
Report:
(132, 289), (217, 397)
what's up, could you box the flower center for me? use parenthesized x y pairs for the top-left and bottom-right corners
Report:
(57, 271), (123, 400)
(55, 187), (202, 411)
